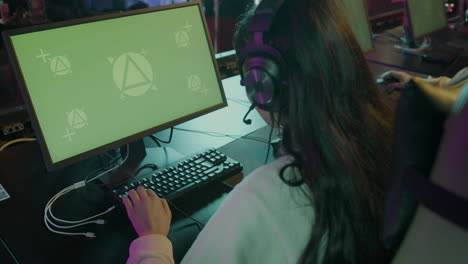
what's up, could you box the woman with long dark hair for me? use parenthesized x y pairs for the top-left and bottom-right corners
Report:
(124, 0), (395, 263)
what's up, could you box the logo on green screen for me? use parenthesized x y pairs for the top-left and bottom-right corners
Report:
(175, 20), (193, 48)
(50, 56), (72, 76)
(62, 108), (88, 142)
(108, 51), (157, 100)
(187, 74), (208, 96)
(36, 48), (72, 76)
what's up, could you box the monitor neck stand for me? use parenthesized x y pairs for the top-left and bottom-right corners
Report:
(396, 3), (431, 56)
(98, 139), (183, 190)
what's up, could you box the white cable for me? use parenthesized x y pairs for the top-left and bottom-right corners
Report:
(44, 145), (128, 237)
(44, 212), (96, 238)
(46, 215), (106, 229)
(46, 144), (128, 224)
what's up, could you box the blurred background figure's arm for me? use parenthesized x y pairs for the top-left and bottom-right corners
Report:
(392, 82), (468, 264)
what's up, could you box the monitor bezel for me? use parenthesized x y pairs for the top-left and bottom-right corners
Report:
(407, 0), (449, 40)
(2, 1), (228, 171)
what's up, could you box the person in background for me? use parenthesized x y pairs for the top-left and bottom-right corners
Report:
(382, 67), (468, 264)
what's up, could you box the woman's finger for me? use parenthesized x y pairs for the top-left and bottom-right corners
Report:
(122, 195), (134, 215)
(128, 189), (141, 202)
(161, 199), (170, 213)
(146, 188), (159, 199)
(136, 186), (148, 200)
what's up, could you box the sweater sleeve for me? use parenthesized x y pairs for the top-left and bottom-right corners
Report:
(126, 234), (175, 264)
(180, 187), (267, 264)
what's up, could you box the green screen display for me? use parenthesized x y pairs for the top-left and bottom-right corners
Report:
(10, 4), (224, 164)
(338, 0), (374, 53)
(408, 0), (447, 39)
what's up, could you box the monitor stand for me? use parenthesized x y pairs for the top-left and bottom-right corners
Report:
(395, 3), (430, 55)
(98, 139), (184, 190)
(396, 3), (463, 64)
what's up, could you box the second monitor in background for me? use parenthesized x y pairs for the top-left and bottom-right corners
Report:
(407, 0), (448, 41)
(338, 0), (374, 54)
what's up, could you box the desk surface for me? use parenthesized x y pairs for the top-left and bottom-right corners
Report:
(366, 26), (468, 77)
(0, 141), (238, 264)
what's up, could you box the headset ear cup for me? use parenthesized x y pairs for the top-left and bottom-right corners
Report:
(243, 55), (282, 111)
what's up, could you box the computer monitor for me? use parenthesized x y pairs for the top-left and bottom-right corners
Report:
(407, 0), (448, 39)
(338, 0), (374, 54)
(3, 1), (226, 178)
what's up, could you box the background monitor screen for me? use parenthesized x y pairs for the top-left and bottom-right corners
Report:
(408, 0), (448, 39)
(4, 2), (226, 168)
(338, 0), (374, 53)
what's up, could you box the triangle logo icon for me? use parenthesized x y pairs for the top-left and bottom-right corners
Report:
(123, 55), (149, 88)
(73, 112), (85, 125)
(55, 57), (68, 72)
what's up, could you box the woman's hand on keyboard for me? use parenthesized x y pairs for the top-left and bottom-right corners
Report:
(123, 186), (172, 237)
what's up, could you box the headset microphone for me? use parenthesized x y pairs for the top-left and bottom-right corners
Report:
(243, 104), (255, 125)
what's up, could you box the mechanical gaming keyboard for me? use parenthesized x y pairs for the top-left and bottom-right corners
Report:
(112, 148), (243, 201)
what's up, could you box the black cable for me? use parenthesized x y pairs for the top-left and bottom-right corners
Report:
(174, 127), (269, 144)
(153, 127), (174, 144)
(167, 200), (204, 231)
(134, 163), (159, 176)
(148, 135), (162, 147)
(85, 152), (123, 185)
(264, 126), (274, 164)
(227, 98), (251, 107)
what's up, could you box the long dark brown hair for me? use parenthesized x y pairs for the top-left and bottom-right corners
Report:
(234, 1), (394, 263)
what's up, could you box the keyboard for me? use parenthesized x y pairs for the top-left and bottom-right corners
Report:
(112, 148), (243, 201)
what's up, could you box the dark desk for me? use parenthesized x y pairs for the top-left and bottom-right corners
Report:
(0, 124), (274, 264)
(366, 26), (468, 77)
(0, 143), (231, 264)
